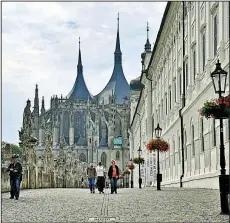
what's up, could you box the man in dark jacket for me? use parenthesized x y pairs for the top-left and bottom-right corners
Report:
(7, 154), (22, 200)
(108, 160), (119, 194)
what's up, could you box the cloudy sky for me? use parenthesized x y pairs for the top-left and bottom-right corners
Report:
(2, 2), (167, 145)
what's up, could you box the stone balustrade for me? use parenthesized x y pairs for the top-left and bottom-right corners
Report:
(1, 164), (88, 192)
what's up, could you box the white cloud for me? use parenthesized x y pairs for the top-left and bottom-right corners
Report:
(2, 2), (167, 144)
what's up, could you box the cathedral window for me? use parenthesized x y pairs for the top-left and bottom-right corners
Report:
(116, 151), (120, 160)
(101, 152), (107, 168)
(79, 153), (86, 162)
(63, 112), (70, 141)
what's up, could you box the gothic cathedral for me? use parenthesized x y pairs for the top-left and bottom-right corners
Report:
(20, 17), (131, 172)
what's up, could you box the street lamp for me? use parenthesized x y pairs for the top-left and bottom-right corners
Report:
(137, 147), (142, 189)
(155, 123), (162, 191)
(211, 60), (229, 215)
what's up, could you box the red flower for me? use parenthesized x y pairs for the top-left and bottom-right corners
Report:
(146, 138), (169, 153)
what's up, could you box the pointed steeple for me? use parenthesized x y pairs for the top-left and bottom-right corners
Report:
(77, 37), (83, 74)
(144, 22), (151, 52)
(34, 84), (39, 115)
(67, 38), (93, 101)
(114, 13), (122, 64)
(96, 14), (130, 105)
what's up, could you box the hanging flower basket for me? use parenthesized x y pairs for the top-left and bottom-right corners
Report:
(146, 138), (170, 153)
(128, 164), (135, 170)
(198, 96), (230, 119)
(133, 157), (145, 164)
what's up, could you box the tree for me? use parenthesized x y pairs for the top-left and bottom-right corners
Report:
(1, 141), (22, 158)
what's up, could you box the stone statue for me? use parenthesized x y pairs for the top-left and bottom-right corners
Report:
(45, 130), (52, 152)
(22, 99), (32, 137)
(44, 129), (53, 167)
(59, 139), (65, 157)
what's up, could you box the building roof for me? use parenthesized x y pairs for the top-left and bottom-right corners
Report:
(67, 38), (94, 101)
(96, 15), (130, 105)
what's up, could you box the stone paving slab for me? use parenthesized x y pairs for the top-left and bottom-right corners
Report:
(1, 187), (229, 222)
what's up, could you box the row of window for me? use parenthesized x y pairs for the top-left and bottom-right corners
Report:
(153, 5), (221, 122)
(158, 118), (217, 166)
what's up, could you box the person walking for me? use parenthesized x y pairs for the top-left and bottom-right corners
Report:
(7, 154), (22, 200)
(96, 162), (105, 194)
(108, 160), (119, 194)
(87, 163), (96, 193)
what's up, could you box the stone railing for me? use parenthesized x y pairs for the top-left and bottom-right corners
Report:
(1, 164), (88, 192)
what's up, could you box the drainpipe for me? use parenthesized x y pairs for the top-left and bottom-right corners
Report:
(179, 1), (185, 188)
(229, 1), (230, 142)
(145, 72), (154, 187)
(145, 72), (153, 136)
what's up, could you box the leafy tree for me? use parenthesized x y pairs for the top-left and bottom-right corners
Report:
(1, 141), (22, 158)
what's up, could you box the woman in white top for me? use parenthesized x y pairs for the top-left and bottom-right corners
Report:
(96, 162), (105, 194)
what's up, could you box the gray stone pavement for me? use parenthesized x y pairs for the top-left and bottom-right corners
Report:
(1, 187), (229, 222)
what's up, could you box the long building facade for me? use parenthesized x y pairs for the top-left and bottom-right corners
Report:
(130, 1), (229, 189)
(22, 17), (131, 172)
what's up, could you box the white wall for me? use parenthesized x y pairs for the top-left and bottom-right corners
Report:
(130, 1), (229, 189)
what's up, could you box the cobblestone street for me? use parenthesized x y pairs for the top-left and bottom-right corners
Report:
(2, 187), (229, 222)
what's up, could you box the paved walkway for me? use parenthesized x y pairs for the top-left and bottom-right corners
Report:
(2, 187), (229, 222)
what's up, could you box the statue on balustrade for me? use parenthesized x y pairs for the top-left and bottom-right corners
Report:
(19, 100), (33, 143)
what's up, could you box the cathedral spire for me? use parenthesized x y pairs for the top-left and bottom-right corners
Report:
(77, 37), (83, 74)
(114, 13), (122, 64)
(34, 84), (39, 115)
(144, 22), (151, 52)
(66, 38), (93, 101)
(96, 13), (130, 105)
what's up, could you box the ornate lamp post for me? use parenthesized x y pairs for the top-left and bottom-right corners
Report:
(211, 60), (229, 215)
(155, 123), (162, 191)
(137, 147), (142, 189)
